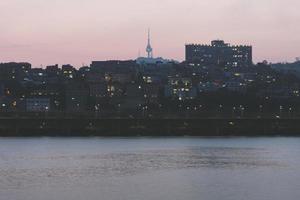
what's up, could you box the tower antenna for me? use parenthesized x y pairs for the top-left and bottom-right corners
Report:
(146, 28), (153, 58)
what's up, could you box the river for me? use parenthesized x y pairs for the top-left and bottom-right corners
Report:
(0, 137), (299, 200)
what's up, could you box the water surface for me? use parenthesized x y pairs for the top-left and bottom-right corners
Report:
(0, 137), (299, 200)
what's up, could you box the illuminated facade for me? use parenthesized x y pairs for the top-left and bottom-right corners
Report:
(185, 40), (252, 68)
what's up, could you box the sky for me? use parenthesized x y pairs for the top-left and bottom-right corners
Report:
(0, 0), (300, 67)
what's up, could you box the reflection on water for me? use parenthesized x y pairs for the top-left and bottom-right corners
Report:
(0, 137), (299, 200)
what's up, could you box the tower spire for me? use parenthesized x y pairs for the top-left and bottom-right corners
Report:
(146, 28), (153, 58)
(148, 28), (150, 45)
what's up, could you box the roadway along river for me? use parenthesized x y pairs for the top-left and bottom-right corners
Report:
(0, 137), (299, 200)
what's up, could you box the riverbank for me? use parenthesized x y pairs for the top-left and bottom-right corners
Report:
(0, 117), (300, 136)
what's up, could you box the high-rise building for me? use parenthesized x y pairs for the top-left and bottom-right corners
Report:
(185, 40), (252, 68)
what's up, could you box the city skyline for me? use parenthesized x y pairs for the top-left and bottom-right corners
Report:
(1, 0), (300, 67)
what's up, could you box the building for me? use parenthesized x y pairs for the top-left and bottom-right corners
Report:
(272, 60), (300, 77)
(121, 83), (145, 111)
(30, 68), (46, 82)
(27, 83), (64, 111)
(144, 84), (161, 104)
(185, 40), (252, 68)
(88, 82), (107, 98)
(0, 62), (31, 81)
(64, 82), (89, 112)
(62, 64), (76, 79)
(90, 60), (136, 73)
(46, 65), (61, 77)
(165, 77), (197, 100)
(26, 98), (50, 112)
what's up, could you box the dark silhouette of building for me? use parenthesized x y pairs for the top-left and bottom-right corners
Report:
(0, 62), (31, 81)
(185, 40), (252, 68)
(64, 81), (89, 112)
(90, 60), (137, 73)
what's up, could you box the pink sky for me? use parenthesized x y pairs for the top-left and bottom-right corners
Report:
(0, 0), (300, 67)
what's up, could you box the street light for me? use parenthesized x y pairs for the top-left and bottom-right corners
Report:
(117, 104), (121, 118)
(95, 104), (100, 118)
(232, 106), (236, 118)
(279, 105), (283, 117)
(241, 107), (245, 118)
(219, 104), (223, 118)
(257, 105), (263, 118)
(259, 105), (263, 111)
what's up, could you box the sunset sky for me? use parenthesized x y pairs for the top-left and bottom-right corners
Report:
(1, 0), (300, 67)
